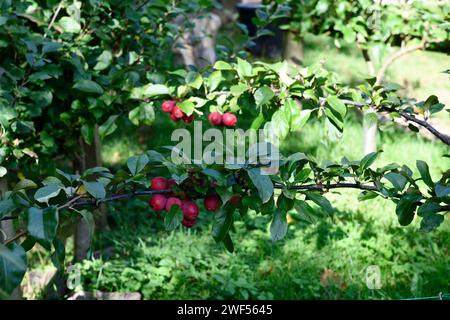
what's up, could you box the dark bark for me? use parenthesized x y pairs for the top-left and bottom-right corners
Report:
(282, 31), (304, 66)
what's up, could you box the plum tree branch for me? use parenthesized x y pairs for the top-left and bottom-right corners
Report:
(44, 1), (64, 38)
(62, 189), (172, 209)
(3, 230), (27, 245)
(394, 110), (450, 146)
(375, 41), (427, 85)
(0, 215), (18, 222)
(331, 98), (450, 146)
(279, 182), (378, 191)
(59, 185), (449, 214)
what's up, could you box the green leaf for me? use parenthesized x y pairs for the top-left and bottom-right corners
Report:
(358, 191), (379, 201)
(384, 172), (407, 192)
(417, 202), (440, 217)
(178, 100), (195, 116)
(130, 84), (170, 99)
(0, 199), (15, 219)
(230, 83), (249, 96)
(51, 238), (66, 271)
(41, 177), (64, 188)
(270, 209), (288, 241)
(341, 26), (356, 43)
(164, 206), (183, 231)
(201, 168), (226, 185)
(420, 214), (444, 232)
(128, 104), (155, 126)
(13, 179), (37, 191)
(423, 95), (439, 110)
(326, 95), (347, 119)
(34, 185), (62, 203)
(396, 193), (422, 226)
(81, 124), (94, 145)
(213, 61), (233, 70)
(127, 154), (149, 175)
(185, 71), (203, 89)
(146, 150), (166, 163)
(246, 168), (274, 203)
(0, 16), (8, 26)
(408, 124), (419, 132)
(56, 169), (79, 185)
(58, 16), (81, 33)
(294, 200), (320, 223)
(99, 115), (118, 139)
(254, 86), (275, 106)
(42, 41), (63, 54)
(94, 50), (113, 71)
(208, 71), (224, 91)
(236, 58), (252, 78)
(222, 233), (234, 253)
(250, 112), (265, 130)
(304, 191), (334, 215)
(360, 152), (378, 171)
(27, 206), (59, 248)
(82, 181), (106, 200)
(416, 160), (433, 189)
(0, 243), (27, 295)
(82, 167), (110, 178)
(291, 109), (311, 131)
(212, 207), (234, 242)
(73, 80), (104, 94)
(435, 183), (450, 198)
(294, 168), (311, 183)
(215, 186), (233, 204)
(268, 110), (290, 141)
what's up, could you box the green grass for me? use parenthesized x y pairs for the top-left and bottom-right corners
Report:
(75, 187), (449, 300)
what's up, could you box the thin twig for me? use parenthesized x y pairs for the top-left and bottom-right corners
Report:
(44, 1), (64, 38)
(0, 215), (18, 222)
(3, 230), (27, 245)
(375, 41), (426, 85)
(331, 98), (450, 146)
(396, 111), (450, 146)
(57, 194), (86, 210)
(60, 189), (172, 209)
(276, 182), (378, 192)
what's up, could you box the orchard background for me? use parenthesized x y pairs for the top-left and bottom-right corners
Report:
(0, 0), (449, 300)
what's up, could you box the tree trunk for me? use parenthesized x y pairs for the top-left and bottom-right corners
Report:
(361, 48), (378, 155)
(74, 125), (106, 262)
(282, 31), (304, 66)
(363, 110), (378, 154)
(1, 178), (23, 300)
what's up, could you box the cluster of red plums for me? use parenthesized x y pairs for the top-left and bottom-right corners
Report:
(161, 100), (237, 127)
(161, 100), (194, 124)
(208, 111), (237, 127)
(148, 176), (225, 228)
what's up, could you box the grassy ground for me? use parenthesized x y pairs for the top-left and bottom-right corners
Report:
(25, 34), (450, 300)
(72, 115), (449, 300)
(303, 34), (450, 107)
